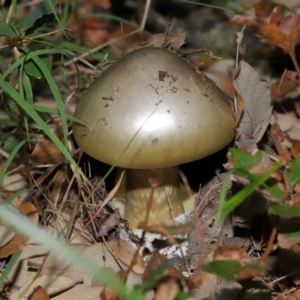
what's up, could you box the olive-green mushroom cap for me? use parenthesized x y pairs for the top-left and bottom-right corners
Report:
(73, 47), (235, 169)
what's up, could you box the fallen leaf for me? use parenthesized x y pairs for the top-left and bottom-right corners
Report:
(51, 285), (103, 300)
(69, 17), (108, 47)
(0, 224), (15, 248)
(28, 286), (50, 300)
(31, 138), (63, 164)
(131, 30), (187, 51)
(271, 71), (299, 101)
(94, 0), (111, 9)
(106, 239), (145, 275)
(10, 275), (75, 299)
(234, 61), (272, 149)
(154, 277), (180, 300)
(229, 15), (260, 27)
(0, 203), (38, 258)
(8, 242), (142, 288)
(19, 202), (39, 224)
(1, 172), (27, 192)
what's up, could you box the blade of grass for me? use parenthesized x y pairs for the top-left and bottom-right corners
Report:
(32, 104), (85, 124)
(0, 140), (26, 183)
(218, 163), (282, 221)
(30, 54), (68, 147)
(1, 49), (97, 80)
(0, 249), (22, 289)
(175, 0), (234, 13)
(0, 205), (145, 300)
(0, 78), (85, 179)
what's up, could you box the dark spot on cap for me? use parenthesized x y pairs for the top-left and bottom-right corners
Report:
(80, 129), (88, 138)
(102, 116), (108, 125)
(158, 71), (169, 81)
(102, 96), (114, 101)
(151, 137), (159, 145)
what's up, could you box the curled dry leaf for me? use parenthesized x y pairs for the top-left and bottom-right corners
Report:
(106, 239), (145, 275)
(1, 172), (27, 192)
(234, 61), (272, 149)
(0, 203), (38, 258)
(94, 0), (111, 9)
(10, 275), (75, 299)
(31, 138), (63, 164)
(28, 286), (50, 300)
(8, 241), (143, 289)
(0, 224), (15, 248)
(258, 9), (300, 53)
(130, 30), (187, 52)
(271, 70), (299, 102)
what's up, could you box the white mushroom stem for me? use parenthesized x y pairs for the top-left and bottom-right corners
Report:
(125, 166), (184, 228)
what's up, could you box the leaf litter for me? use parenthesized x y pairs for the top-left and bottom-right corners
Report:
(2, 1), (300, 299)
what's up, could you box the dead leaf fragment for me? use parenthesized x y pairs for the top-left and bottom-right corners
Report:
(31, 138), (63, 164)
(130, 30), (187, 52)
(0, 224), (15, 248)
(10, 275), (75, 299)
(1, 172), (27, 192)
(106, 239), (145, 275)
(0, 203), (38, 258)
(271, 71), (299, 102)
(28, 286), (50, 300)
(234, 61), (272, 149)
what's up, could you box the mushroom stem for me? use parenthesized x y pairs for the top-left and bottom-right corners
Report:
(125, 166), (184, 228)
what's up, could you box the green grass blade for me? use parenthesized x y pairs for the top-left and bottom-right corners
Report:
(30, 54), (68, 147)
(0, 78), (85, 179)
(0, 140), (26, 183)
(0, 205), (145, 300)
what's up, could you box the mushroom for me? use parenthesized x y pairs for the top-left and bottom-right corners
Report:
(73, 47), (235, 228)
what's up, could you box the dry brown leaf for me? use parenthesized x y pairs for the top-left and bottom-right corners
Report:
(272, 112), (300, 141)
(31, 138), (63, 164)
(154, 277), (180, 300)
(0, 224), (15, 248)
(8, 243), (142, 289)
(253, 1), (300, 53)
(234, 61), (272, 149)
(0, 203), (38, 258)
(188, 270), (218, 300)
(277, 231), (300, 250)
(212, 246), (251, 263)
(94, 0), (111, 9)
(10, 275), (75, 299)
(143, 251), (186, 283)
(28, 286), (50, 300)
(106, 239), (145, 275)
(52, 285), (103, 300)
(1, 172), (27, 192)
(49, 168), (67, 206)
(69, 17), (108, 47)
(229, 15), (260, 27)
(19, 202), (39, 224)
(205, 70), (235, 99)
(271, 70), (299, 101)
(131, 30), (187, 51)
